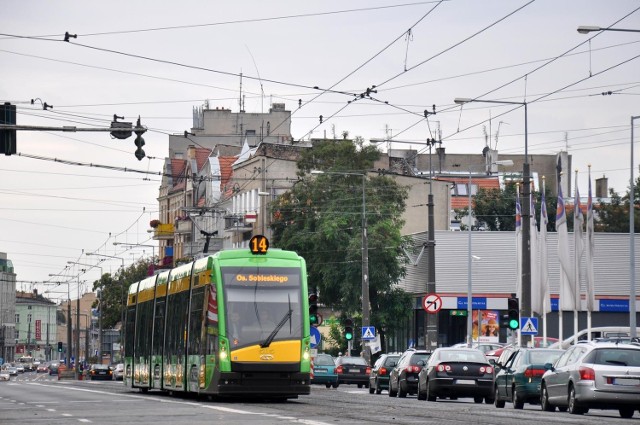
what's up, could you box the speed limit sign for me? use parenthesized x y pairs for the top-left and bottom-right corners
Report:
(422, 294), (442, 314)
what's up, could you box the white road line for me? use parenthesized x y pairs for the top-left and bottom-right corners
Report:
(62, 413), (73, 417)
(78, 419), (92, 423)
(47, 408), (56, 412)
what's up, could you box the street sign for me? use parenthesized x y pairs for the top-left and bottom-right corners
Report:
(422, 294), (442, 314)
(310, 326), (322, 348)
(362, 326), (376, 340)
(520, 317), (538, 335)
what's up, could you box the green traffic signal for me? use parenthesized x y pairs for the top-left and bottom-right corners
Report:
(508, 319), (519, 330)
(344, 317), (354, 341)
(507, 297), (519, 330)
(345, 330), (353, 341)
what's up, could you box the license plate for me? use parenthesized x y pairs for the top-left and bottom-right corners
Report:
(614, 378), (640, 386)
(456, 379), (475, 385)
(349, 369), (361, 373)
(314, 368), (327, 373)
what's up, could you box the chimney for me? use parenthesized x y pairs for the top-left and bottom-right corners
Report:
(596, 175), (608, 198)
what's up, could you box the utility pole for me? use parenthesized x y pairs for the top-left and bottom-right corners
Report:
(424, 108), (439, 351)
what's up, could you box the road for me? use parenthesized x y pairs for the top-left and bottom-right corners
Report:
(0, 373), (638, 424)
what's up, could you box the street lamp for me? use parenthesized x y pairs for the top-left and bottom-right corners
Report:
(454, 97), (531, 329)
(86, 252), (126, 360)
(311, 170), (370, 363)
(577, 24), (640, 340)
(466, 160), (513, 347)
(577, 26), (640, 34)
(67, 260), (104, 360)
(113, 242), (156, 274)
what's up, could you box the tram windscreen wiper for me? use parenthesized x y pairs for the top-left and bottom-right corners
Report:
(260, 308), (293, 348)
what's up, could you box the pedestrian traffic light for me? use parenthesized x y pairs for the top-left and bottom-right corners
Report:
(507, 297), (519, 330)
(344, 318), (354, 341)
(0, 102), (17, 155)
(133, 116), (146, 161)
(57, 341), (63, 352)
(309, 290), (319, 325)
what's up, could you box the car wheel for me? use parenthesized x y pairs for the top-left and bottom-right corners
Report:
(512, 387), (524, 409)
(388, 379), (398, 397)
(425, 380), (436, 402)
(398, 381), (407, 398)
(568, 385), (586, 415)
(474, 396), (484, 404)
(417, 381), (426, 401)
(619, 408), (634, 419)
(332, 383), (339, 389)
(369, 383), (375, 394)
(375, 380), (382, 395)
(540, 384), (554, 412)
(326, 383), (332, 389)
(557, 407), (567, 412)
(357, 384), (363, 389)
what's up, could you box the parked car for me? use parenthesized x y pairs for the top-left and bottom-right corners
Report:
(417, 347), (494, 403)
(540, 341), (640, 418)
(486, 338), (559, 363)
(112, 363), (125, 381)
(369, 353), (400, 394)
(335, 356), (370, 388)
(388, 348), (431, 398)
(311, 354), (338, 388)
(0, 370), (10, 381)
(493, 348), (564, 409)
(88, 364), (113, 381)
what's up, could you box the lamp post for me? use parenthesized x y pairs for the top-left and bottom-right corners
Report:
(86, 252), (126, 361)
(48, 270), (72, 367)
(311, 170), (370, 363)
(67, 260), (103, 362)
(455, 97), (531, 327)
(113, 242), (156, 274)
(466, 161), (513, 347)
(577, 24), (640, 340)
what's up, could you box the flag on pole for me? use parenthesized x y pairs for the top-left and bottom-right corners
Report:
(585, 167), (596, 311)
(368, 333), (382, 355)
(539, 183), (551, 313)
(574, 174), (585, 310)
(530, 184), (541, 315)
(557, 184), (575, 311)
(515, 186), (522, 300)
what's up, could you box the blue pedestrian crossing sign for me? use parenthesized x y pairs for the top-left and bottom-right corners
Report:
(362, 326), (376, 341)
(520, 317), (538, 335)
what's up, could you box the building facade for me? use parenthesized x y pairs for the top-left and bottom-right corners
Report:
(0, 252), (16, 364)
(15, 291), (57, 361)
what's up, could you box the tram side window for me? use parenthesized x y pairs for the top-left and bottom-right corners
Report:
(166, 290), (190, 358)
(135, 301), (153, 358)
(125, 306), (136, 357)
(188, 287), (205, 356)
(153, 298), (165, 356)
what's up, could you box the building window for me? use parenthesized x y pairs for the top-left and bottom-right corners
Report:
(28, 305), (32, 310)
(451, 182), (478, 197)
(27, 314), (32, 323)
(15, 314), (19, 324)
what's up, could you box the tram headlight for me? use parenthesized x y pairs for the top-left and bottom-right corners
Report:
(303, 351), (310, 361)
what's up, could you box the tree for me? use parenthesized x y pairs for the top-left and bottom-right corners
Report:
(458, 182), (559, 232)
(91, 258), (152, 330)
(269, 138), (414, 336)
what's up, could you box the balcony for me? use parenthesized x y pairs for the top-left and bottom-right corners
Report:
(152, 223), (174, 241)
(224, 214), (253, 233)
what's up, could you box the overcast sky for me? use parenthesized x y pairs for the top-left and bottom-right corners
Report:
(1, 1), (638, 301)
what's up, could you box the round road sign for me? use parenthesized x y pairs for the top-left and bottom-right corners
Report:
(422, 294), (443, 314)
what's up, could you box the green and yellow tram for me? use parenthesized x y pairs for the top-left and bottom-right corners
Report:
(123, 237), (312, 398)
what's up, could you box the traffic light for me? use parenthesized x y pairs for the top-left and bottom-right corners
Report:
(309, 290), (319, 325)
(0, 102), (16, 155)
(133, 117), (146, 161)
(344, 318), (354, 341)
(57, 341), (63, 352)
(507, 297), (520, 330)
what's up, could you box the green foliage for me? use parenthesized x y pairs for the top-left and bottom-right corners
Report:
(91, 258), (152, 331)
(270, 138), (414, 336)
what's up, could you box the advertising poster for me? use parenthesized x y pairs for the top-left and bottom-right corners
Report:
(472, 310), (500, 343)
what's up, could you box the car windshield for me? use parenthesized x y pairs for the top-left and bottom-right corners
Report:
(593, 348), (640, 367)
(315, 355), (335, 366)
(339, 356), (367, 366)
(410, 353), (430, 364)
(439, 350), (486, 363)
(528, 350), (563, 365)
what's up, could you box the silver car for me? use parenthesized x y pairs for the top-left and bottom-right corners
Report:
(540, 341), (640, 418)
